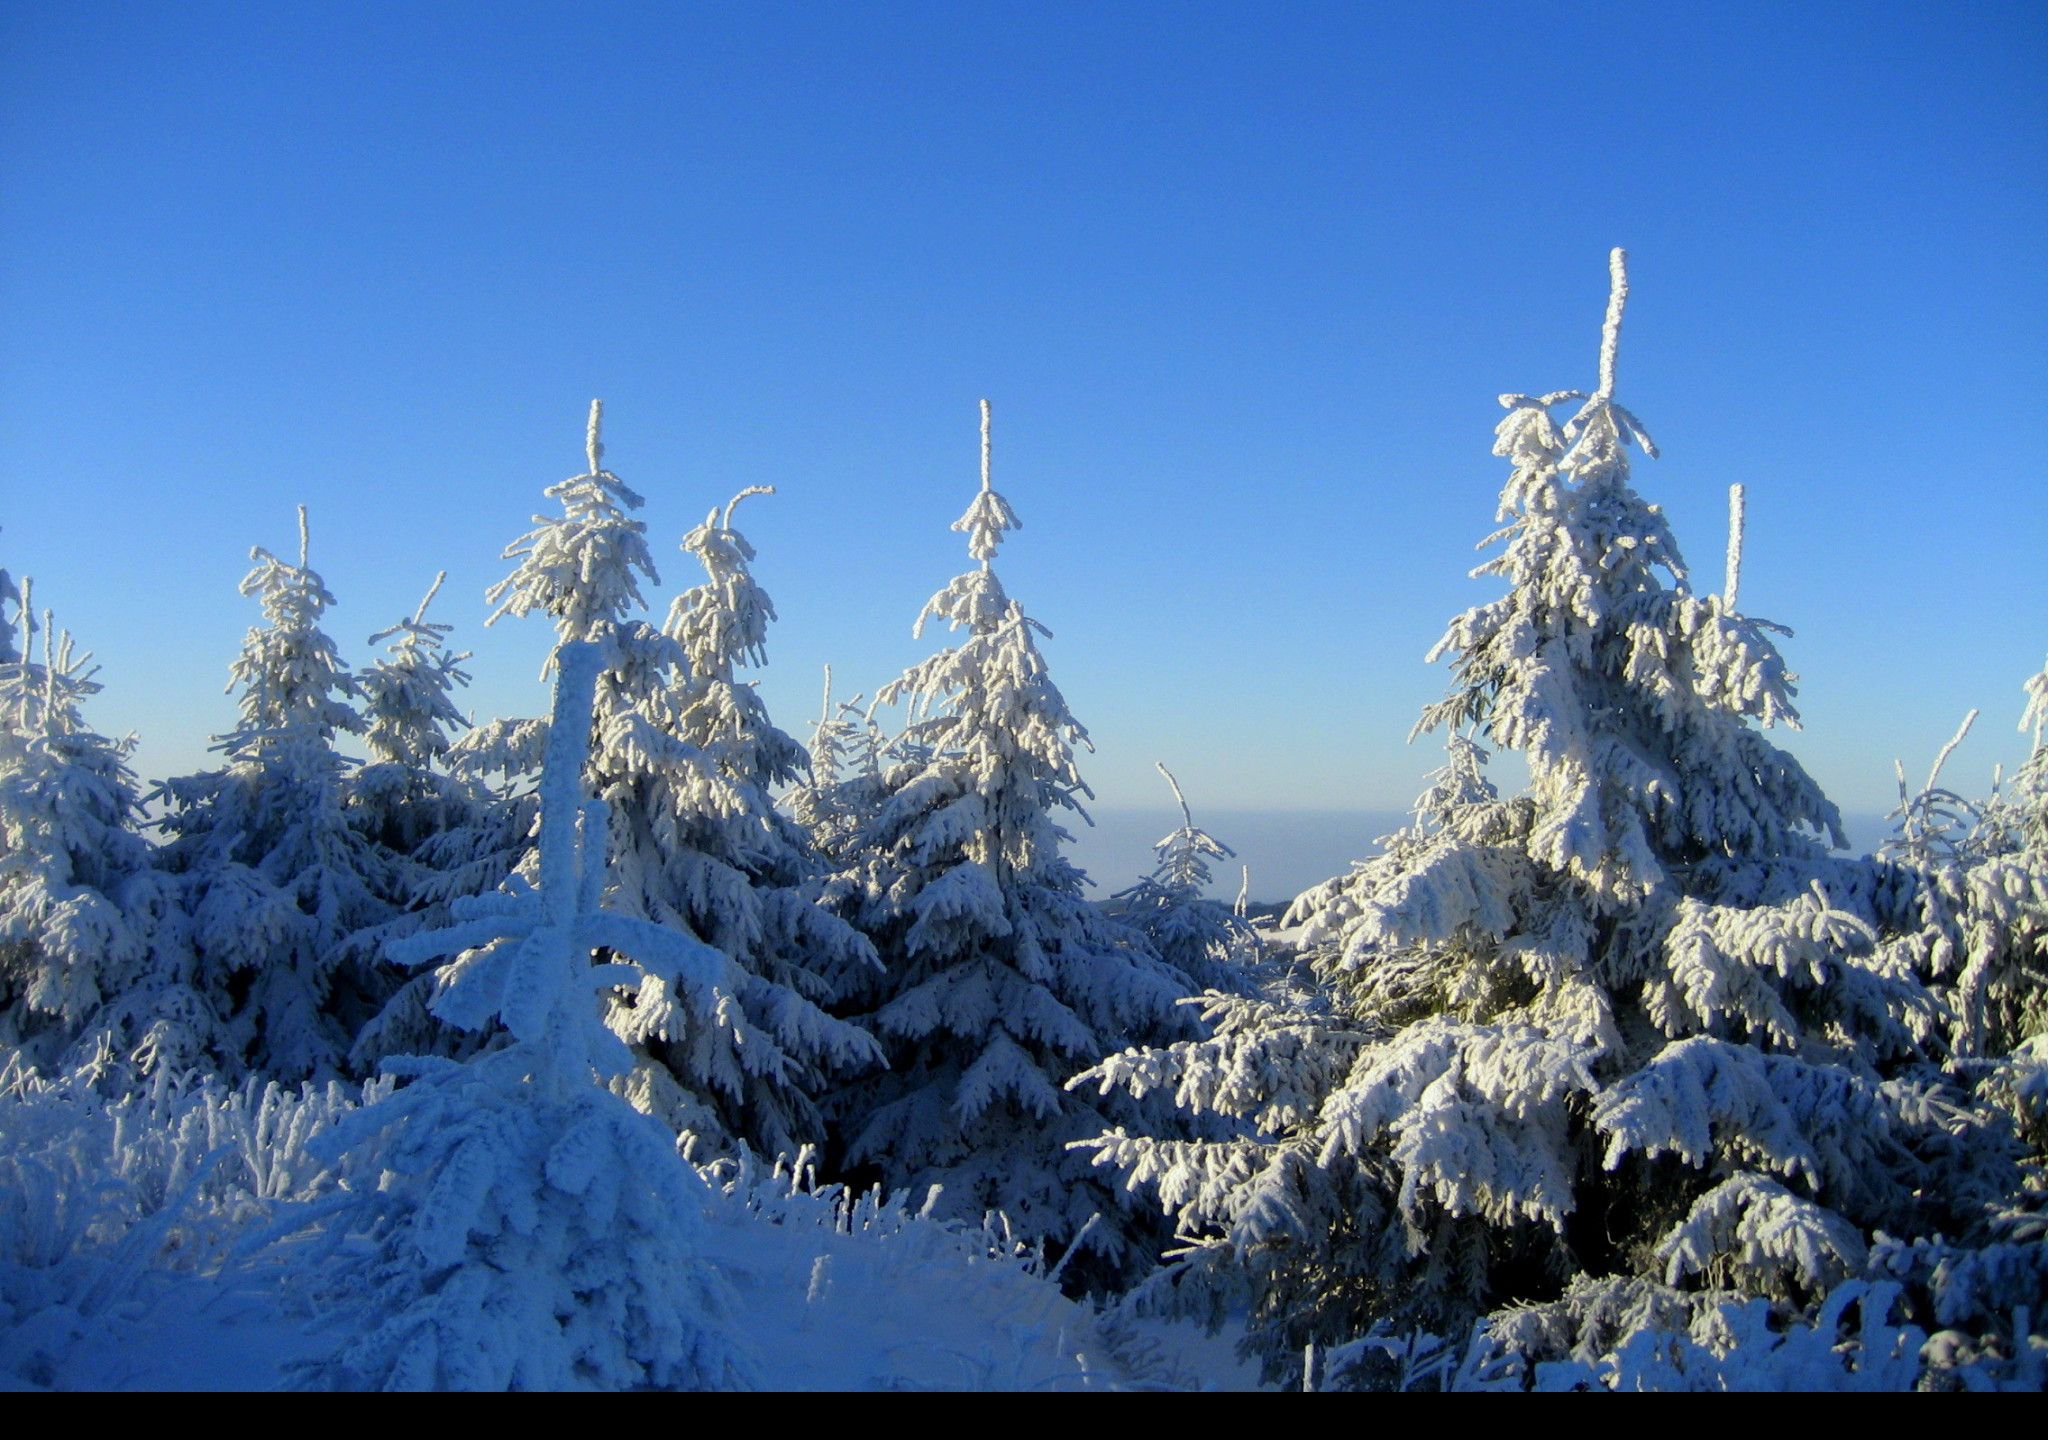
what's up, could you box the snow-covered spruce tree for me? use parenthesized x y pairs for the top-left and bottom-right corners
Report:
(2005, 649), (2048, 856)
(346, 572), (479, 857)
(464, 402), (878, 1157)
(787, 666), (891, 867)
(1873, 694), (2048, 1068)
(295, 641), (749, 1391)
(1074, 251), (2022, 1377)
(1105, 764), (1263, 993)
(0, 596), (168, 1068)
(1853, 670), (2048, 1369)
(352, 403), (666, 1073)
(340, 574), (513, 1072)
(152, 509), (394, 1078)
(602, 481), (882, 1155)
(822, 400), (1195, 1286)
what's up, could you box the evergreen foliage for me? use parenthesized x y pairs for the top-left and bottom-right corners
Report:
(1, 257), (2040, 1391)
(1107, 763), (1264, 994)
(295, 642), (748, 1390)
(473, 404), (879, 1158)
(0, 597), (164, 1068)
(340, 576), (508, 1072)
(1071, 252), (2043, 1379)
(348, 572), (477, 853)
(151, 511), (394, 1079)
(823, 401), (1195, 1284)
(789, 667), (890, 866)
(2007, 653), (2048, 855)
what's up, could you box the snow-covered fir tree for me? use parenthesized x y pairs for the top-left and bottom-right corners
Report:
(462, 402), (878, 1157)
(0, 594), (170, 1068)
(340, 574), (516, 1071)
(822, 400), (1196, 1285)
(153, 509), (394, 1078)
(1072, 251), (2035, 1378)
(1106, 764), (1263, 993)
(296, 642), (748, 1390)
(347, 572), (478, 855)
(605, 480), (882, 1155)
(2006, 650), (2048, 856)
(1854, 659), (2048, 1358)
(787, 666), (891, 866)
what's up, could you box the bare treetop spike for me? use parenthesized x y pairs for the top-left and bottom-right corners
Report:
(1724, 484), (1746, 613)
(722, 485), (775, 530)
(1597, 248), (1630, 400)
(1157, 760), (1193, 829)
(586, 399), (605, 474)
(414, 570), (448, 626)
(979, 398), (992, 492)
(298, 504), (310, 569)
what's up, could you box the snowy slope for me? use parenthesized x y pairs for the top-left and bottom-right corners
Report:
(5, 1145), (1263, 1392)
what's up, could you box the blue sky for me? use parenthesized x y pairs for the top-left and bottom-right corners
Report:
(2, 1), (2044, 832)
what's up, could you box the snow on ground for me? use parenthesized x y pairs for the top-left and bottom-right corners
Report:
(4, 1142), (1266, 1392)
(691, 1161), (1263, 1391)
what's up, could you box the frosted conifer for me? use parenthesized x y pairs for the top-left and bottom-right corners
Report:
(346, 572), (483, 855)
(601, 480), (883, 1156)
(1073, 253), (2021, 1375)
(0, 599), (167, 1067)
(1107, 764), (1264, 993)
(459, 403), (879, 1157)
(338, 575), (506, 1071)
(2009, 650), (2048, 856)
(153, 509), (393, 1078)
(823, 401), (1194, 1284)
(355, 403), (670, 1076)
(359, 576), (470, 769)
(788, 668), (891, 864)
(296, 642), (748, 1391)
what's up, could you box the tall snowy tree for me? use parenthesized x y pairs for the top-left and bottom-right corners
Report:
(1845, 680), (2048, 1374)
(153, 509), (393, 1078)
(0, 595), (167, 1068)
(347, 572), (478, 856)
(1074, 252), (2025, 1376)
(341, 574), (511, 1072)
(603, 479), (882, 1155)
(298, 642), (748, 1391)
(823, 400), (1195, 1284)
(464, 402), (878, 1158)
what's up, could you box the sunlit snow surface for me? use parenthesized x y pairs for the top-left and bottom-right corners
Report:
(1, 1124), (1261, 1392)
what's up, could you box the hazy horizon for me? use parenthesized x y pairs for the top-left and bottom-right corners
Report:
(1062, 806), (1905, 906)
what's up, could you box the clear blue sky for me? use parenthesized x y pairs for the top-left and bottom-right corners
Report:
(3, 0), (2043, 827)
